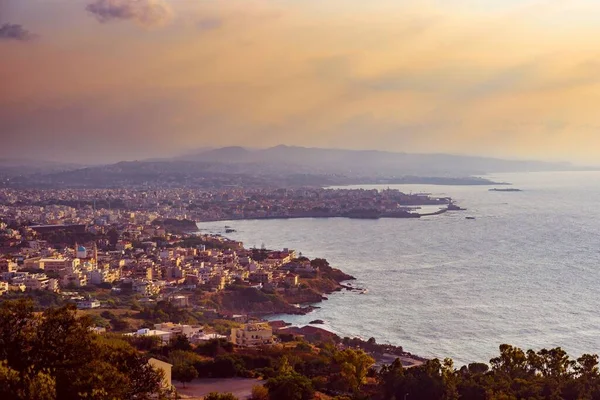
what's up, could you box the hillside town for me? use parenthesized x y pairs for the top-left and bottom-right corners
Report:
(0, 190), (364, 336)
(0, 209), (327, 306)
(0, 187), (430, 399)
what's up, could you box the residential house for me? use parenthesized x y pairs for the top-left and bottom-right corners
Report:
(230, 322), (274, 347)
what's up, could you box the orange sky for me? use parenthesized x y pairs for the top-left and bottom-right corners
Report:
(1, 0), (600, 164)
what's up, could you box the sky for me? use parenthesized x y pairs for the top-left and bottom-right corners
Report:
(1, 0), (600, 165)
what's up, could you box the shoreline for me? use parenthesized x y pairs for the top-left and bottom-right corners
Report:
(192, 225), (432, 366)
(195, 207), (457, 224)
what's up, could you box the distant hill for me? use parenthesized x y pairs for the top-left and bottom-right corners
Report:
(0, 146), (581, 189)
(178, 145), (574, 176)
(0, 158), (85, 178)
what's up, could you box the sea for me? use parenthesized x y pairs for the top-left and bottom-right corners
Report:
(198, 171), (600, 365)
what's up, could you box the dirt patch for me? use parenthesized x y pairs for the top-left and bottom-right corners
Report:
(175, 378), (264, 399)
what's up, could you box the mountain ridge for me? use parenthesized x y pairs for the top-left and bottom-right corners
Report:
(0, 146), (589, 189)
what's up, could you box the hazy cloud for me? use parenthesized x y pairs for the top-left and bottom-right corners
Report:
(3, 1), (600, 164)
(197, 18), (221, 32)
(86, 0), (173, 27)
(0, 23), (37, 41)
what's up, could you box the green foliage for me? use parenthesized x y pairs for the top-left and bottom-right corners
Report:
(169, 349), (203, 386)
(126, 334), (163, 352)
(171, 363), (197, 387)
(169, 334), (192, 351)
(295, 342), (312, 352)
(211, 354), (247, 378)
(87, 313), (110, 328)
(0, 361), (56, 400)
(265, 372), (314, 400)
(330, 349), (375, 394)
(209, 319), (242, 336)
(1, 290), (65, 309)
(138, 301), (198, 324)
(250, 385), (269, 400)
(0, 299), (165, 400)
(196, 338), (235, 357)
(109, 316), (132, 332)
(378, 344), (600, 400)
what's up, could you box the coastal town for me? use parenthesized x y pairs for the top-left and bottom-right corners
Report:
(0, 187), (455, 223)
(3, 0), (597, 396)
(0, 201), (343, 314)
(0, 187), (433, 398)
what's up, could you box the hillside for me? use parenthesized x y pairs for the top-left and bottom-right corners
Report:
(0, 146), (580, 189)
(179, 145), (575, 176)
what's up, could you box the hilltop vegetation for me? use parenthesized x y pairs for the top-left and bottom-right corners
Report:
(3, 300), (600, 399)
(0, 299), (166, 400)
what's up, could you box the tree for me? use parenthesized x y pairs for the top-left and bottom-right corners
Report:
(169, 334), (192, 351)
(250, 385), (269, 400)
(196, 338), (234, 358)
(332, 349), (375, 393)
(265, 357), (314, 400)
(467, 363), (489, 375)
(265, 373), (314, 400)
(490, 344), (530, 379)
(169, 349), (204, 387)
(379, 359), (405, 400)
(0, 361), (56, 400)
(172, 363), (197, 388)
(0, 300), (165, 400)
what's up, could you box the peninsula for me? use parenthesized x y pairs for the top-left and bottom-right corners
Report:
(0, 187), (464, 224)
(186, 187), (458, 222)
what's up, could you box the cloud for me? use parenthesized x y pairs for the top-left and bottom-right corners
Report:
(3, 1), (600, 164)
(0, 23), (37, 41)
(197, 18), (222, 32)
(86, 0), (173, 27)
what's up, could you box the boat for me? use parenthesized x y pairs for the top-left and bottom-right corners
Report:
(359, 289), (369, 294)
(489, 188), (522, 192)
(466, 217), (476, 220)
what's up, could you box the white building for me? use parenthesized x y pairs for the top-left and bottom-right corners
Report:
(230, 322), (274, 347)
(153, 322), (202, 338)
(77, 299), (101, 309)
(62, 272), (87, 288)
(40, 257), (80, 273)
(127, 328), (172, 344)
(88, 269), (119, 285)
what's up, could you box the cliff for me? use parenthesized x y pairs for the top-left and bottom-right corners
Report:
(206, 287), (314, 315)
(205, 264), (355, 316)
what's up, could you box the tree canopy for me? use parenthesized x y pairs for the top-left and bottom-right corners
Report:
(0, 299), (166, 400)
(378, 344), (600, 400)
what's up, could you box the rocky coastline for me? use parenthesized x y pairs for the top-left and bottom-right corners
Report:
(207, 263), (355, 317)
(202, 231), (429, 366)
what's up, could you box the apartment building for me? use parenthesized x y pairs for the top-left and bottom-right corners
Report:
(230, 322), (274, 347)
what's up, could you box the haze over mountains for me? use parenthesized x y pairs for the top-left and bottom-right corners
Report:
(178, 146), (574, 176)
(0, 146), (583, 189)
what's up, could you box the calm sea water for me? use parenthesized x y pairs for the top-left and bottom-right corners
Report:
(198, 171), (600, 365)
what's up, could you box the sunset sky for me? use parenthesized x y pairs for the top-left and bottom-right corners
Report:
(2, 0), (600, 164)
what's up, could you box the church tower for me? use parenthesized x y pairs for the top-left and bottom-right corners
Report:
(93, 242), (98, 267)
